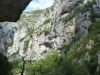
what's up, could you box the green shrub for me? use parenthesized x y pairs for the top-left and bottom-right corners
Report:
(11, 60), (22, 74)
(43, 19), (51, 25)
(6, 42), (13, 47)
(44, 30), (50, 36)
(19, 37), (25, 42)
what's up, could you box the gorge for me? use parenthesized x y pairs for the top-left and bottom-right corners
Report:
(0, 0), (100, 75)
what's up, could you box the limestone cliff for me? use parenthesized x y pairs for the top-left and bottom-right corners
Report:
(0, 0), (100, 74)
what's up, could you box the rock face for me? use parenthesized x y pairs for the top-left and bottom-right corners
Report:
(0, 0), (100, 60)
(0, 0), (100, 74)
(0, 0), (31, 22)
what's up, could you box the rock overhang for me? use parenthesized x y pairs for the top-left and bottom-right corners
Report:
(0, 0), (32, 22)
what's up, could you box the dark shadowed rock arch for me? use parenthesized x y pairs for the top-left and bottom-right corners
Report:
(0, 0), (31, 22)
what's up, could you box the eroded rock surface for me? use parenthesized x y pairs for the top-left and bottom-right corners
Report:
(0, 0), (100, 74)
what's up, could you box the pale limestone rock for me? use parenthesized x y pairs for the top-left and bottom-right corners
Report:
(0, 0), (100, 62)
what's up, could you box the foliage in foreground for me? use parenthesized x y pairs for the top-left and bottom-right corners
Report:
(24, 51), (90, 75)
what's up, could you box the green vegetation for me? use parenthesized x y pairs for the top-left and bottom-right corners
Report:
(11, 60), (22, 74)
(10, 19), (100, 75)
(32, 10), (43, 14)
(6, 42), (13, 47)
(3, 0), (100, 75)
(23, 51), (91, 75)
(43, 19), (51, 25)
(38, 29), (50, 36)
(63, 0), (96, 23)
(19, 37), (25, 42)
(67, 20), (100, 75)
(60, 0), (63, 2)
(90, 13), (100, 22)
(44, 30), (50, 36)
(57, 19), (100, 75)
(27, 28), (34, 38)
